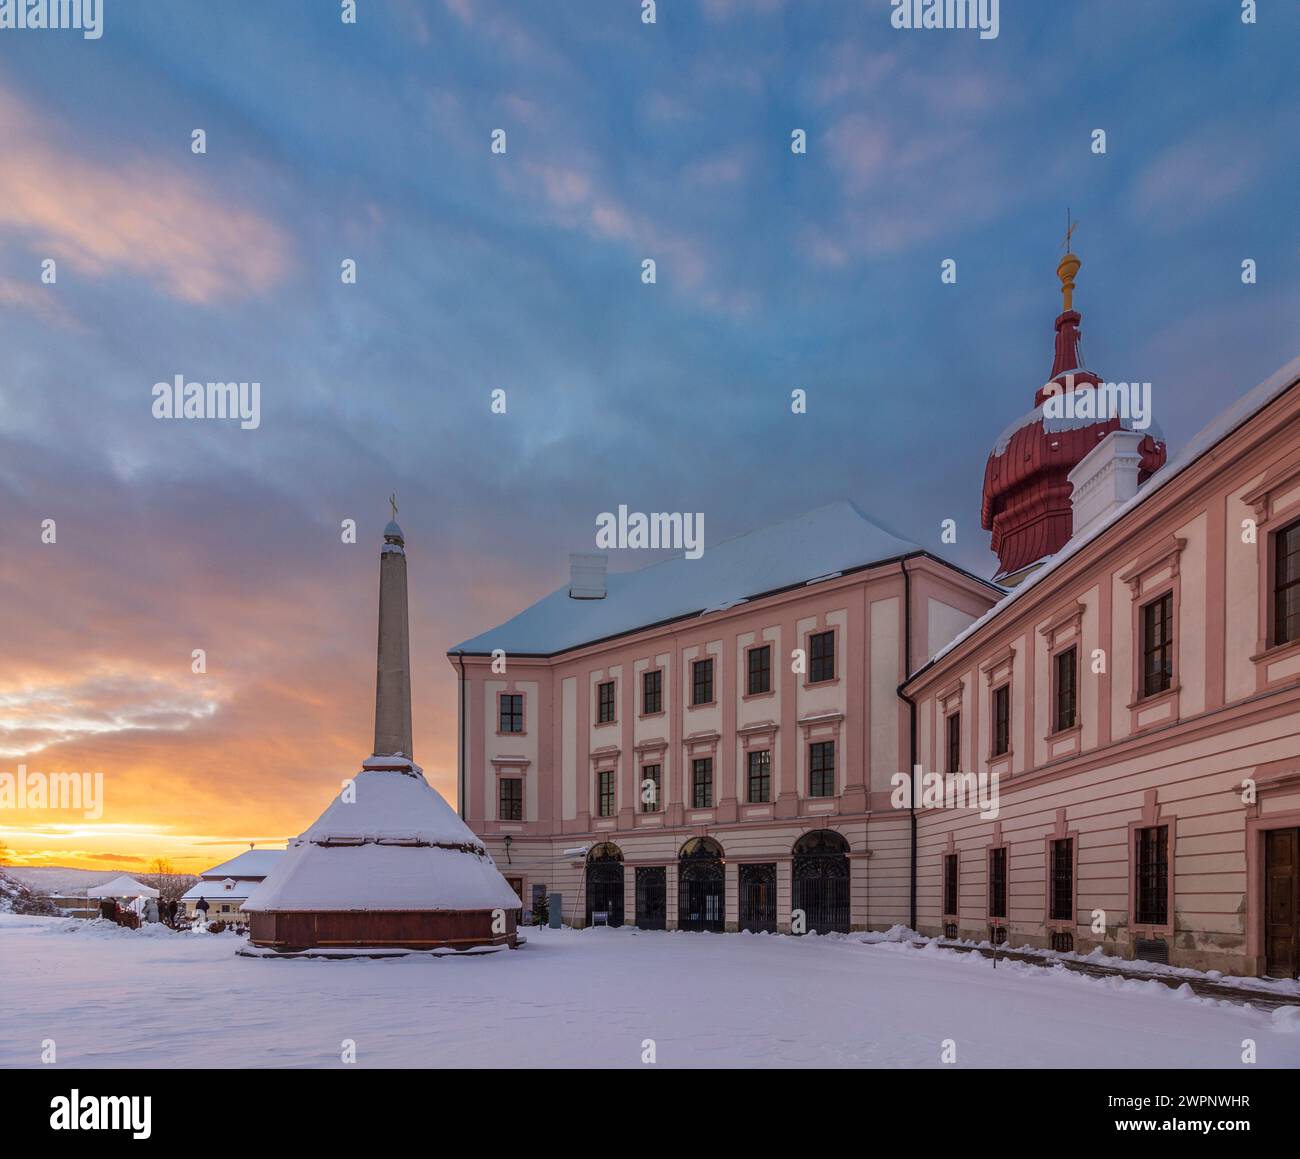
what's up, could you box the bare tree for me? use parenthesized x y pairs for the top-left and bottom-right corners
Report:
(142, 858), (196, 905)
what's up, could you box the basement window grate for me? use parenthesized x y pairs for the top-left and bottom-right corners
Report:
(943, 922), (958, 940)
(1134, 937), (1169, 965)
(990, 925), (1007, 946)
(1050, 931), (1074, 953)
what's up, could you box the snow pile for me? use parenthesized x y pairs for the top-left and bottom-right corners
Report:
(0, 868), (60, 916)
(860, 923), (920, 944)
(56, 917), (178, 939)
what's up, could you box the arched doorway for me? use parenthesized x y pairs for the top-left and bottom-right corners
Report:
(792, 830), (850, 934)
(678, 836), (725, 932)
(585, 842), (625, 927)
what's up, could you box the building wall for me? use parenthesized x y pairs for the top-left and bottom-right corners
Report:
(456, 556), (994, 932)
(906, 384), (1300, 975)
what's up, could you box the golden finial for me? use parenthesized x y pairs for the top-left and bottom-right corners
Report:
(1056, 209), (1081, 311)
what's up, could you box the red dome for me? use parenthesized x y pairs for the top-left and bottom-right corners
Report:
(980, 253), (1167, 580)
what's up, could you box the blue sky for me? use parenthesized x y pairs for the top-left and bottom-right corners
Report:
(1, 0), (1297, 865)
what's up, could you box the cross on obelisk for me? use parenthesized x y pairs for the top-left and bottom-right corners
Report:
(389, 492), (398, 521)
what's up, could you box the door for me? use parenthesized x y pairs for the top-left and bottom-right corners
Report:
(635, 866), (667, 930)
(792, 830), (851, 934)
(739, 863), (777, 933)
(1265, 828), (1300, 979)
(585, 843), (625, 927)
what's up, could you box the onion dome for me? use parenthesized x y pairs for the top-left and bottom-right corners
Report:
(980, 239), (1166, 584)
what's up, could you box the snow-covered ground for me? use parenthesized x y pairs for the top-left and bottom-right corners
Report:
(1, 914), (1296, 1068)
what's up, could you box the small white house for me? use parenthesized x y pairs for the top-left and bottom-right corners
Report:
(182, 848), (284, 924)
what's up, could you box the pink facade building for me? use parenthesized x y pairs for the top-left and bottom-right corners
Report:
(449, 254), (1300, 978)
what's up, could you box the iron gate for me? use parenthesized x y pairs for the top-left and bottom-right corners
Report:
(792, 830), (850, 934)
(678, 837), (725, 932)
(635, 866), (667, 930)
(585, 843), (625, 927)
(739, 863), (777, 933)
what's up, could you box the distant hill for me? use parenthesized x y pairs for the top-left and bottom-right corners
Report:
(2, 866), (149, 897)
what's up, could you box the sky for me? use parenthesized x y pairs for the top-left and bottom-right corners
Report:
(0, 0), (1297, 872)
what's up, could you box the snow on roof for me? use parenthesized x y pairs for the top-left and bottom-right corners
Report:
(86, 875), (159, 898)
(451, 501), (919, 655)
(991, 383), (1165, 456)
(242, 766), (521, 913)
(183, 878), (254, 903)
(915, 355), (1300, 679)
(195, 849), (285, 881)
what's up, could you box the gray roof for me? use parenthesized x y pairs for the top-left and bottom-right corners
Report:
(450, 501), (921, 656)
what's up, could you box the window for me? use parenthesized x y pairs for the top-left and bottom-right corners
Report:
(943, 853), (958, 916)
(1054, 647), (1077, 731)
(746, 750), (771, 803)
(1274, 518), (1300, 646)
(642, 669), (662, 715)
(809, 741), (835, 797)
(640, 764), (661, 813)
(692, 758), (713, 808)
(597, 769), (615, 818)
(946, 712), (961, 774)
(747, 645), (771, 695)
(597, 680), (616, 724)
(809, 630), (835, 683)
(988, 847), (1007, 919)
(1050, 837), (1073, 922)
(499, 777), (522, 821)
(498, 693), (523, 734)
(1135, 825), (1169, 926)
(1141, 593), (1174, 697)
(692, 658), (714, 706)
(992, 685), (1010, 757)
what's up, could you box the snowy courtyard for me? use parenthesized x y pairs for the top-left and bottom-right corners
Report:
(1, 913), (1297, 1069)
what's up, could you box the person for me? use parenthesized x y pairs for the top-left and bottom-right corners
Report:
(194, 897), (209, 926)
(98, 898), (116, 922)
(144, 896), (159, 923)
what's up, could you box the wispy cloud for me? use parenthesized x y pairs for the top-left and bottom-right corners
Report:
(0, 88), (291, 304)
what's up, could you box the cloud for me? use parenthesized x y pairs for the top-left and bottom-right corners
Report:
(0, 88), (291, 304)
(1129, 126), (1263, 231)
(0, 670), (226, 760)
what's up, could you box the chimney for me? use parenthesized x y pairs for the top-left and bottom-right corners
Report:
(568, 553), (607, 600)
(1068, 429), (1145, 543)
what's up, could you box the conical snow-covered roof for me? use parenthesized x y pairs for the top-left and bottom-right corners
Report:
(243, 759), (521, 914)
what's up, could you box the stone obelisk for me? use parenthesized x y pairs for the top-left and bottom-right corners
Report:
(373, 500), (413, 759)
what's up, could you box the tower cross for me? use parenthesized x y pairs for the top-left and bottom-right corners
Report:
(1061, 209), (1078, 254)
(389, 492), (398, 521)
